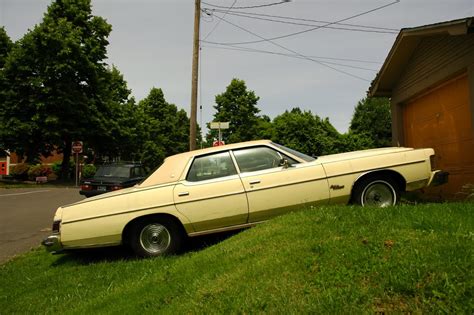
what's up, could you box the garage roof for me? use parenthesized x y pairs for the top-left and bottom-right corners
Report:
(369, 17), (474, 97)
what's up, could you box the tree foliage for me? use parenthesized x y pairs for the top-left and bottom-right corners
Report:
(212, 78), (261, 143)
(349, 97), (392, 147)
(271, 108), (343, 156)
(137, 88), (189, 169)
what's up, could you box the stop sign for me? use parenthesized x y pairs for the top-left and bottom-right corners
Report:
(72, 141), (83, 154)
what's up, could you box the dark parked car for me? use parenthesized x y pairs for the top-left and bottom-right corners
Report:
(80, 163), (147, 197)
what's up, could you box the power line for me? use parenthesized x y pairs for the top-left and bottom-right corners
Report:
(202, 44), (379, 71)
(202, 1), (290, 10)
(205, 44), (381, 64)
(203, 0), (237, 41)
(209, 12), (371, 81)
(202, 0), (400, 45)
(206, 8), (399, 32)
(203, 9), (398, 34)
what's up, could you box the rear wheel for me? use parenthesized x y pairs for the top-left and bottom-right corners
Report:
(353, 177), (400, 207)
(129, 218), (183, 257)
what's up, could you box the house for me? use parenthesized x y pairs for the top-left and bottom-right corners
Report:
(0, 150), (10, 176)
(369, 17), (474, 199)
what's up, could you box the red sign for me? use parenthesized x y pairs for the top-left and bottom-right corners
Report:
(213, 140), (225, 147)
(72, 141), (83, 154)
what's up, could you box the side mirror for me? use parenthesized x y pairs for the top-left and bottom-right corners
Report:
(279, 158), (290, 169)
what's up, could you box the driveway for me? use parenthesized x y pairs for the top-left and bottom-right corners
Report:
(0, 188), (85, 264)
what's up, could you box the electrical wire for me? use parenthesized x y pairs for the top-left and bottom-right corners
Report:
(202, 1), (290, 10)
(202, 45), (379, 71)
(209, 13), (371, 81)
(206, 8), (399, 32)
(202, 0), (400, 45)
(203, 9), (398, 34)
(203, 0), (237, 40)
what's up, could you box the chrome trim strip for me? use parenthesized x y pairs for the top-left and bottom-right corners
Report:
(174, 191), (246, 205)
(62, 202), (175, 225)
(188, 221), (266, 237)
(327, 160), (426, 180)
(62, 182), (177, 208)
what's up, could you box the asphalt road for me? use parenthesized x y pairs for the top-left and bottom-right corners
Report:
(0, 188), (85, 264)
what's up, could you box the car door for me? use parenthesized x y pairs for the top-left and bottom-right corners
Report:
(173, 151), (249, 232)
(232, 146), (329, 222)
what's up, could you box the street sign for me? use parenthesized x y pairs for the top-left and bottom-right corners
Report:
(72, 141), (83, 154)
(213, 140), (225, 147)
(210, 122), (230, 129)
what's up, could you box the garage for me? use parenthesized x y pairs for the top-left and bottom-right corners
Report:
(403, 73), (474, 196)
(369, 17), (474, 199)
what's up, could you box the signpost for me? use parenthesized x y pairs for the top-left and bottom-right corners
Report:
(72, 141), (83, 187)
(210, 122), (229, 146)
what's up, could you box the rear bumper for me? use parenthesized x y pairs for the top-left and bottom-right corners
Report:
(428, 170), (449, 187)
(42, 235), (63, 253)
(79, 190), (106, 198)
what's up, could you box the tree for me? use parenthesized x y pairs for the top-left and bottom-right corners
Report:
(212, 78), (261, 143)
(0, 0), (115, 176)
(0, 27), (13, 69)
(272, 108), (342, 156)
(138, 88), (189, 169)
(349, 97), (392, 147)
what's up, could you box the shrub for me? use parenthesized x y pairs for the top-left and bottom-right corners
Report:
(81, 164), (96, 179)
(10, 163), (30, 180)
(27, 165), (53, 180)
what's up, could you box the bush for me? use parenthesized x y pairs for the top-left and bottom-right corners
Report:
(10, 163), (30, 180)
(81, 164), (96, 179)
(27, 165), (52, 180)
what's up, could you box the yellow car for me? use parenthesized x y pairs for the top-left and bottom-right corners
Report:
(43, 140), (447, 257)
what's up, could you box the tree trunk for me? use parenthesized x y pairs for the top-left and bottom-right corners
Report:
(60, 137), (72, 179)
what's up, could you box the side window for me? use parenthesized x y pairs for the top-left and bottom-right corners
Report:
(233, 146), (298, 173)
(186, 151), (237, 182)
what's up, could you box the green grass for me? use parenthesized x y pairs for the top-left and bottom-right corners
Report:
(1, 203), (473, 313)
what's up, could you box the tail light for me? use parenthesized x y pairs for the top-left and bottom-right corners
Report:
(52, 220), (61, 234)
(430, 155), (437, 171)
(81, 184), (92, 191)
(111, 185), (123, 191)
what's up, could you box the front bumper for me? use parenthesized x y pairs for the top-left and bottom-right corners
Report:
(428, 170), (449, 187)
(42, 235), (63, 253)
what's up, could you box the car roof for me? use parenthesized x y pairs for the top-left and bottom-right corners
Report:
(171, 139), (273, 160)
(139, 139), (273, 188)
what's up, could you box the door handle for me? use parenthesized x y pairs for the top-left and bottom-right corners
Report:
(178, 192), (189, 197)
(249, 180), (261, 185)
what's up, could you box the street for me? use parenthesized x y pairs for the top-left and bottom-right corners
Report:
(0, 188), (84, 263)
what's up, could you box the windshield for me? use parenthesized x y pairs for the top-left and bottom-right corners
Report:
(95, 166), (131, 178)
(271, 143), (316, 162)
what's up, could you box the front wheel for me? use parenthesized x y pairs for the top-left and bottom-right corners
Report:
(353, 177), (400, 207)
(129, 218), (183, 258)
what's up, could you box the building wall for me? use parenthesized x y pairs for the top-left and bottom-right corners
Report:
(9, 151), (64, 165)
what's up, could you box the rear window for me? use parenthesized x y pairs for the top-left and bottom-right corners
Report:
(95, 166), (131, 178)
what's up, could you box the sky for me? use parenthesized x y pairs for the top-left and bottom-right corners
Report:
(1, 0), (473, 134)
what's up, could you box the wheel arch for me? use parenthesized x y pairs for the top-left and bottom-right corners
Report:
(121, 213), (188, 246)
(351, 169), (406, 202)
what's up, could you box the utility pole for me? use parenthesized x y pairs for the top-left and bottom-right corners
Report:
(189, 0), (201, 151)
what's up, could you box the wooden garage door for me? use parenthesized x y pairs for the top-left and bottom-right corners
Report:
(404, 73), (474, 198)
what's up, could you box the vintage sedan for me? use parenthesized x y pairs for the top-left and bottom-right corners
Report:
(43, 140), (447, 257)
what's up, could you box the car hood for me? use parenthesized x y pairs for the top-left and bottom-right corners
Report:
(316, 147), (415, 164)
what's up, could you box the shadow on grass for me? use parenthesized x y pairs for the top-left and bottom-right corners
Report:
(52, 229), (245, 266)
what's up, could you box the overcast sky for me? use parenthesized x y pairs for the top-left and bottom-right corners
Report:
(1, 0), (473, 134)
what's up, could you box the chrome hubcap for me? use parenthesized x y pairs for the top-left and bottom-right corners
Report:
(362, 181), (395, 207)
(139, 223), (171, 254)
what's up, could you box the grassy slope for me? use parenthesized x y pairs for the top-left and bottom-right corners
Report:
(0, 203), (473, 314)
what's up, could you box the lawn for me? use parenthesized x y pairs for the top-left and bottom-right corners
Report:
(0, 203), (472, 313)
